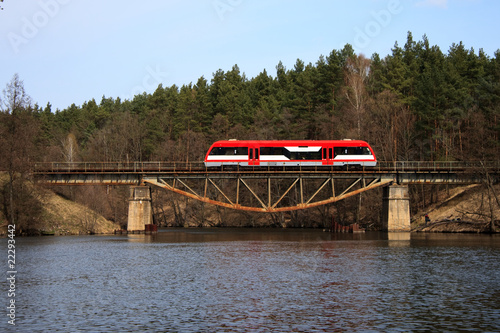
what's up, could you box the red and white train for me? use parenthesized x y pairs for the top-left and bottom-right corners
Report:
(204, 139), (377, 167)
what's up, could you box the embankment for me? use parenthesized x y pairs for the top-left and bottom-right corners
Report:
(412, 184), (500, 233)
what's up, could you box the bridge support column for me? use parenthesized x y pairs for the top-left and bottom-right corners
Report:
(127, 186), (152, 232)
(382, 185), (411, 232)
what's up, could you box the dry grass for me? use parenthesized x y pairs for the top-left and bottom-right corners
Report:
(38, 188), (120, 235)
(413, 184), (500, 233)
(0, 172), (120, 235)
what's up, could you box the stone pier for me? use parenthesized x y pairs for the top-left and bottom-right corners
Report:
(382, 185), (411, 232)
(127, 186), (152, 232)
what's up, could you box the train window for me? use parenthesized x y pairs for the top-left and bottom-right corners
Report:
(209, 147), (248, 155)
(329, 148), (333, 159)
(310, 151), (321, 160)
(260, 147), (285, 156)
(260, 147), (271, 155)
(236, 147), (249, 155)
(334, 147), (373, 155)
(290, 151), (322, 160)
(209, 147), (225, 155)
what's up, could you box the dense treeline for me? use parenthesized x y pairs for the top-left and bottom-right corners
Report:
(1, 32), (500, 231)
(28, 32), (500, 163)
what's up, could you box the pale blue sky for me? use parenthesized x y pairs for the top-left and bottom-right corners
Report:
(1, 0), (499, 110)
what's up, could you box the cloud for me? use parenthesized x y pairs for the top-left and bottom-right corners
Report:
(415, 0), (448, 8)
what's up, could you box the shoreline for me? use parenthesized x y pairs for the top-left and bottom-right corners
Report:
(2, 221), (499, 237)
(413, 220), (499, 234)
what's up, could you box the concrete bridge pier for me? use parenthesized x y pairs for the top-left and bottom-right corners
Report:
(382, 185), (411, 232)
(127, 186), (152, 232)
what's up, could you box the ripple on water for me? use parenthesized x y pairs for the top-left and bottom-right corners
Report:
(5, 231), (500, 332)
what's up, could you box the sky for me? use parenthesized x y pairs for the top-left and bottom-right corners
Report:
(1, 0), (499, 111)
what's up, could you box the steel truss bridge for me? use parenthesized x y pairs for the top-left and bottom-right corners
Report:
(33, 161), (499, 213)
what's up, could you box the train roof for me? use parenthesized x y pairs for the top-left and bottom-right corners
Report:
(210, 139), (372, 146)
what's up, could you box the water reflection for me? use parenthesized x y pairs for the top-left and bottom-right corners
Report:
(6, 229), (500, 332)
(387, 231), (411, 246)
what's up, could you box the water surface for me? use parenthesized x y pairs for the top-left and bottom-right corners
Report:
(3, 229), (500, 332)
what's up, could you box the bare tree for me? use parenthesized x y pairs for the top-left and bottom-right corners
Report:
(0, 74), (42, 232)
(482, 163), (500, 233)
(343, 55), (370, 138)
(85, 112), (145, 161)
(62, 133), (79, 163)
(367, 90), (417, 161)
(1, 74), (31, 114)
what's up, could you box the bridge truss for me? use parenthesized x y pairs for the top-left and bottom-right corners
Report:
(144, 172), (395, 213)
(33, 161), (498, 212)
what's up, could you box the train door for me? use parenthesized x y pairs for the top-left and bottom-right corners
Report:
(322, 147), (334, 165)
(248, 147), (260, 166)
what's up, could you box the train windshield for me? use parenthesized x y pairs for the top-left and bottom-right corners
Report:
(334, 147), (372, 156)
(209, 147), (249, 155)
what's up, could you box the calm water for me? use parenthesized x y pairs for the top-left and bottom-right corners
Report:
(2, 229), (500, 332)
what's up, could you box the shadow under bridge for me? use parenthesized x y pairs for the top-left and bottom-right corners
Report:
(143, 170), (394, 213)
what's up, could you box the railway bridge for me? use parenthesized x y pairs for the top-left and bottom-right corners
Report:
(33, 161), (500, 232)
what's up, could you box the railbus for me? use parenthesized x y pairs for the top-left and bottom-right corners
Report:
(204, 139), (377, 167)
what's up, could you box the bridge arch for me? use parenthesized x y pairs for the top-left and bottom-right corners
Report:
(144, 174), (393, 213)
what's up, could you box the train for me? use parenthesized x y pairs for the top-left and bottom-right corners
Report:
(204, 139), (377, 167)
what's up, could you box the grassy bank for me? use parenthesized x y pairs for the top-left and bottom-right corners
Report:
(412, 184), (500, 233)
(0, 175), (120, 236)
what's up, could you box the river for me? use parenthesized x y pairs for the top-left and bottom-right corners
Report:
(3, 229), (500, 332)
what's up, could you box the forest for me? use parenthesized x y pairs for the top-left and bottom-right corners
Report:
(1, 32), (500, 233)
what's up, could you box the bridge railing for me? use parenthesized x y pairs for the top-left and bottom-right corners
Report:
(33, 161), (207, 173)
(378, 161), (500, 172)
(32, 160), (500, 174)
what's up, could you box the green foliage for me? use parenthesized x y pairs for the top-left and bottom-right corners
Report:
(1, 33), (499, 163)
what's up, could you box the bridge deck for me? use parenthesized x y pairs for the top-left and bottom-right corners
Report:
(33, 161), (498, 184)
(33, 160), (500, 173)
(31, 161), (499, 212)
